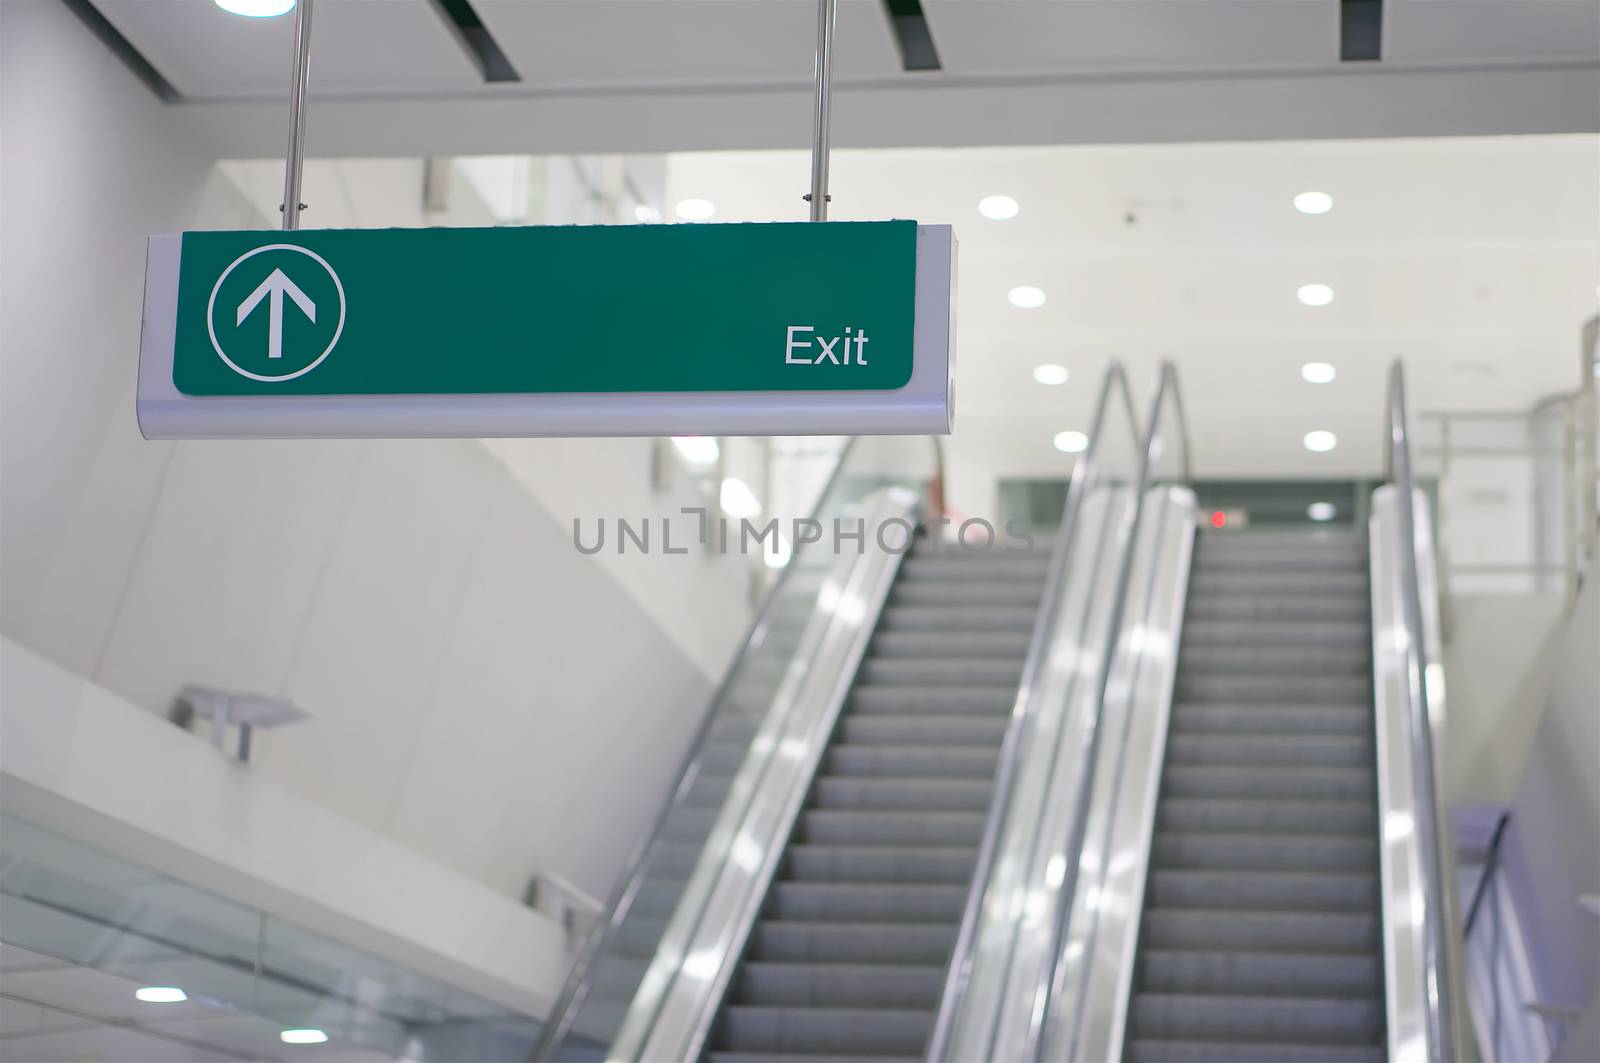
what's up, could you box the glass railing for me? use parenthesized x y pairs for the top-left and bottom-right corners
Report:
(0, 814), (537, 1061)
(534, 435), (942, 1062)
(927, 363), (1145, 1062)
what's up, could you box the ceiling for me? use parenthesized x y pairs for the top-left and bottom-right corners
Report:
(0, 944), (394, 1063)
(86, 0), (1599, 157)
(657, 135), (1599, 489)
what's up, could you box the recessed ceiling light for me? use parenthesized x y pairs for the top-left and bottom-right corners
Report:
(675, 198), (715, 222)
(978, 195), (1019, 220)
(214, 0), (295, 15)
(1294, 191), (1333, 215)
(720, 477), (761, 519)
(280, 1029), (329, 1045)
(1009, 286), (1046, 309)
(1033, 364), (1069, 386)
(1303, 430), (1338, 453)
(1053, 430), (1088, 453)
(1297, 283), (1334, 307)
(633, 204), (661, 224)
(1307, 501), (1338, 522)
(135, 987), (187, 1004)
(1301, 361), (1337, 384)
(670, 436), (719, 465)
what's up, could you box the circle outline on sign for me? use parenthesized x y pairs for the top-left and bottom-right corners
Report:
(207, 243), (346, 383)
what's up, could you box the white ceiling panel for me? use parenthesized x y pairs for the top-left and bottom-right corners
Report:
(924, 0), (1338, 72)
(90, 0), (483, 99)
(1386, 0), (1600, 63)
(474, 0), (903, 87)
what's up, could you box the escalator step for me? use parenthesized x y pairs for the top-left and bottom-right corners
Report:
(1148, 869), (1377, 912)
(1162, 764), (1374, 800)
(1128, 991), (1382, 1046)
(1169, 703), (1372, 735)
(783, 844), (976, 884)
(1174, 672), (1370, 704)
(1153, 831), (1377, 872)
(891, 581), (1043, 608)
(849, 685), (1017, 715)
(734, 962), (943, 1009)
(879, 604), (1039, 632)
(1176, 644), (1370, 675)
(840, 714), (1008, 746)
(1184, 593), (1369, 622)
(769, 882), (968, 923)
(812, 775), (994, 812)
(900, 555), (1051, 582)
(746, 920), (956, 964)
(1157, 798), (1376, 835)
(798, 809), (987, 847)
(1126, 1039), (1383, 1063)
(717, 1006), (932, 1056)
(1139, 949), (1381, 998)
(1141, 909), (1378, 953)
(871, 630), (1032, 659)
(825, 744), (1000, 779)
(712, 1055), (920, 1063)
(1188, 569), (1367, 596)
(860, 657), (1024, 686)
(1164, 732), (1373, 768)
(1181, 619), (1368, 649)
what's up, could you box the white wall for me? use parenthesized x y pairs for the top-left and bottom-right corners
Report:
(1, 0), (751, 944)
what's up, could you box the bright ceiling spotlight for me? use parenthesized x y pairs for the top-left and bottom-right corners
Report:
(1053, 430), (1088, 454)
(978, 195), (1019, 220)
(1297, 283), (1335, 307)
(1303, 430), (1338, 453)
(1033, 364), (1069, 386)
(280, 1029), (329, 1045)
(1307, 501), (1338, 522)
(670, 436), (719, 465)
(214, 0), (295, 16)
(1294, 191), (1333, 215)
(674, 198), (715, 222)
(1008, 286), (1046, 309)
(1301, 361), (1337, 384)
(135, 987), (187, 1004)
(633, 203), (661, 224)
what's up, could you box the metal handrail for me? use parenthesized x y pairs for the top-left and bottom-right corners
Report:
(530, 435), (940, 1061)
(1027, 359), (1190, 1060)
(926, 362), (1139, 1061)
(1384, 360), (1461, 1063)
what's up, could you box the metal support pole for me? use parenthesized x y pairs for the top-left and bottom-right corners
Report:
(806, 0), (837, 221)
(281, 0), (314, 230)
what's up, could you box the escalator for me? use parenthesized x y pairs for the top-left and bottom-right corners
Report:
(709, 540), (1048, 1060)
(1124, 528), (1386, 1062)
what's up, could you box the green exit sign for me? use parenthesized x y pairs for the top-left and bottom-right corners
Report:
(138, 221), (955, 439)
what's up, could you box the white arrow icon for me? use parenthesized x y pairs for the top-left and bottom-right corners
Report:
(235, 267), (316, 360)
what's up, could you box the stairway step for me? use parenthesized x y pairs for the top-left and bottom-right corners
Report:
(1165, 733), (1373, 769)
(1154, 831), (1377, 872)
(1128, 991), (1381, 1046)
(849, 686), (1017, 716)
(1157, 798), (1376, 835)
(1141, 909), (1379, 953)
(783, 845), (976, 885)
(1177, 644), (1369, 676)
(734, 962), (944, 1009)
(769, 882), (968, 923)
(1128, 1041), (1382, 1063)
(1139, 949), (1382, 998)
(841, 714), (1009, 747)
(1181, 619), (1369, 649)
(1163, 764), (1374, 800)
(812, 776), (994, 813)
(872, 630), (1032, 660)
(880, 605), (1039, 633)
(717, 1005), (931, 1056)
(798, 809), (986, 847)
(1148, 870), (1378, 912)
(825, 744), (1000, 779)
(747, 921), (956, 964)
(860, 658), (1024, 687)
(1169, 703), (1372, 735)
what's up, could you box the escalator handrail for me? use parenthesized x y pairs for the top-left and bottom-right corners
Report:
(1030, 359), (1190, 1060)
(1383, 360), (1460, 1063)
(927, 362), (1139, 1062)
(531, 435), (941, 1061)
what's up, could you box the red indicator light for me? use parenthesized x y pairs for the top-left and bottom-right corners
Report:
(1210, 511), (1228, 528)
